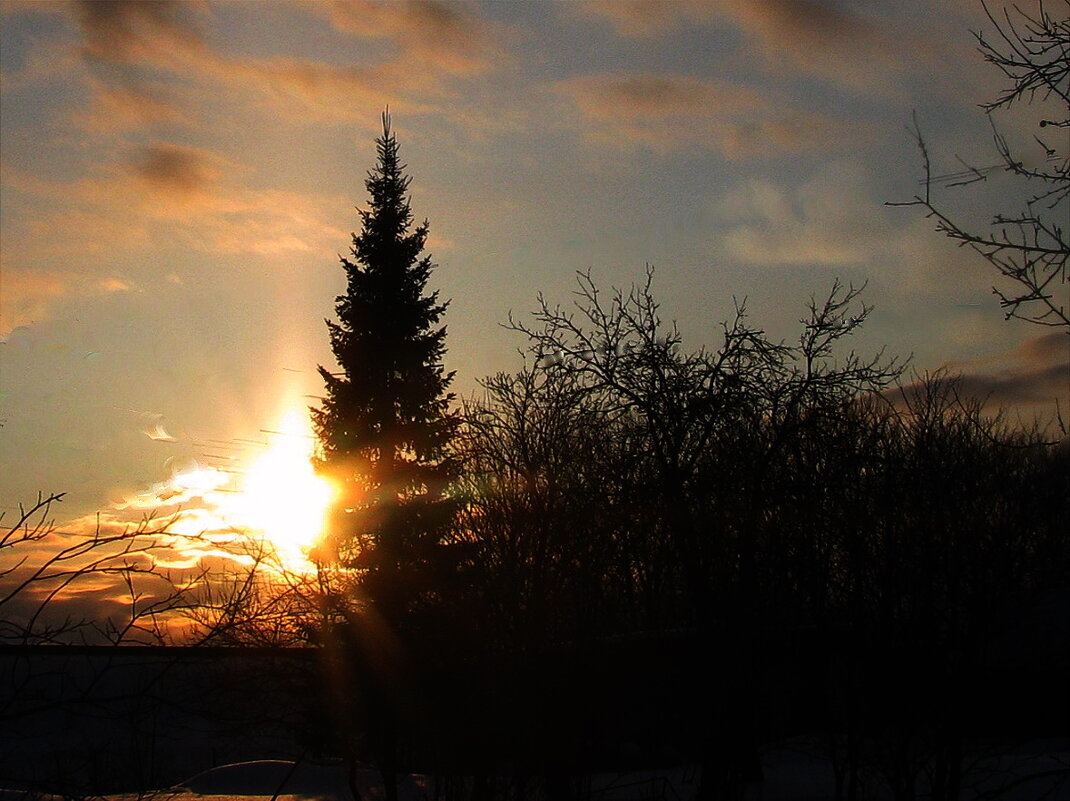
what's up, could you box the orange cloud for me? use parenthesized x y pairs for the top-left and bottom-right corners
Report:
(208, 56), (406, 122)
(99, 278), (133, 293)
(951, 364), (1068, 409)
(0, 497), (270, 644)
(0, 270), (69, 335)
(1014, 333), (1070, 369)
(572, 0), (699, 37)
(567, 74), (755, 118)
(72, 0), (210, 66)
(0, 267), (143, 334)
(0, 1), (57, 14)
(127, 142), (226, 200)
(62, 0), (502, 128)
(891, 334), (1070, 417)
(0, 36), (79, 95)
(557, 73), (854, 158)
(74, 79), (190, 134)
(577, 0), (914, 93)
(323, 0), (498, 76)
(2, 147), (347, 274)
(724, 0), (904, 92)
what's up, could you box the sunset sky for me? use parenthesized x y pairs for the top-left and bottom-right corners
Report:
(2, 0), (1067, 536)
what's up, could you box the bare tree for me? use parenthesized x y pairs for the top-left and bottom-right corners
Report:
(0, 492), (336, 794)
(0, 492), (203, 646)
(181, 540), (323, 647)
(892, 1), (1069, 328)
(456, 269), (905, 794)
(450, 268), (1069, 798)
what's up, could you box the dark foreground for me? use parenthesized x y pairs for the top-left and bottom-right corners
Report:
(1, 601), (1067, 801)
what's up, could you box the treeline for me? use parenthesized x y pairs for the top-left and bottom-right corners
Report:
(383, 272), (1068, 801)
(457, 273), (1067, 653)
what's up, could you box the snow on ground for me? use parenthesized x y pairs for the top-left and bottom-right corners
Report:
(180, 759), (356, 798)
(166, 762), (701, 801)
(1, 739), (1066, 801)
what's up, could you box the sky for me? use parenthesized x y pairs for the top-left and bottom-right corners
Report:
(1, 0), (1068, 541)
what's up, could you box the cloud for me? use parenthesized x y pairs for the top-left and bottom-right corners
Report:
(576, 0), (914, 93)
(579, 0), (869, 46)
(719, 0), (889, 87)
(62, 0), (504, 128)
(70, 0), (383, 116)
(567, 74), (751, 118)
(204, 1), (511, 120)
(323, 0), (499, 76)
(557, 73), (855, 158)
(1014, 333), (1069, 368)
(716, 171), (877, 266)
(99, 278), (133, 293)
(0, 498), (268, 644)
(0, 1), (63, 15)
(0, 38), (80, 95)
(892, 333), (1069, 416)
(0, 268), (140, 337)
(0, 142), (346, 331)
(2, 145), (348, 275)
(710, 162), (994, 293)
(74, 79), (190, 134)
(128, 142), (225, 200)
(72, 0), (209, 66)
(206, 56), (404, 122)
(0, 270), (69, 336)
(572, 0), (693, 37)
(950, 363), (1067, 408)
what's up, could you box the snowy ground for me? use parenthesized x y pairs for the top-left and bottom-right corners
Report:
(3, 740), (1066, 801)
(2, 651), (1066, 800)
(758, 737), (1070, 801)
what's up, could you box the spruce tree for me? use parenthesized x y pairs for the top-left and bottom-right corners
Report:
(312, 111), (458, 626)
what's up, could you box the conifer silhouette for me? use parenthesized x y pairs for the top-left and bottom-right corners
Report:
(313, 110), (458, 624)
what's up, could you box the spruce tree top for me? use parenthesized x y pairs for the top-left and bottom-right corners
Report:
(313, 111), (457, 571)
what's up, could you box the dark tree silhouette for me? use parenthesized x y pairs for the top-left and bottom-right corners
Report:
(457, 269), (1068, 797)
(0, 491), (192, 646)
(310, 111), (460, 800)
(893, 1), (1068, 328)
(312, 110), (459, 618)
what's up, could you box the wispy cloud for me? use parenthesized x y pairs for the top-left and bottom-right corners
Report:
(576, 0), (917, 93)
(949, 363), (1068, 410)
(127, 142), (226, 200)
(557, 72), (856, 158)
(0, 270), (69, 336)
(321, 0), (501, 76)
(74, 78), (190, 134)
(715, 0), (901, 92)
(0, 264), (143, 337)
(69, 0), (391, 120)
(73, 0), (209, 66)
(62, 0), (504, 126)
(3, 1), (505, 333)
(571, 0), (694, 37)
(892, 333), (1069, 417)
(3, 145), (346, 262)
(710, 162), (990, 292)
(99, 278), (133, 293)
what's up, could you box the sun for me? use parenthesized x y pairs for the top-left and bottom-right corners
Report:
(229, 409), (334, 569)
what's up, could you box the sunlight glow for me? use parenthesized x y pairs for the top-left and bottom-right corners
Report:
(229, 409), (334, 568)
(121, 407), (335, 573)
(173, 467), (229, 495)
